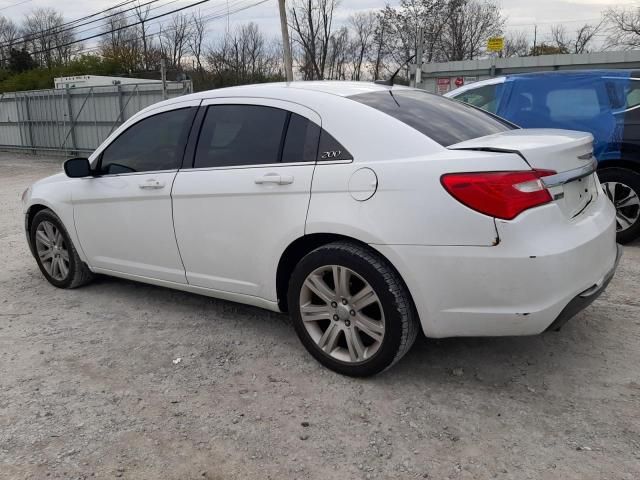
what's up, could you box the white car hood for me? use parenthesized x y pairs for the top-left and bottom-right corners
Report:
(448, 128), (594, 173)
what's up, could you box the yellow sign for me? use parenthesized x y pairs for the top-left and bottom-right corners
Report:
(487, 37), (504, 52)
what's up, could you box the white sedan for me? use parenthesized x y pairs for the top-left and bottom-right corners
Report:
(22, 82), (621, 376)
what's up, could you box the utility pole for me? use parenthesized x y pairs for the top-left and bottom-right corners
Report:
(160, 58), (167, 100)
(413, 27), (425, 87)
(533, 24), (537, 56)
(278, 0), (294, 82)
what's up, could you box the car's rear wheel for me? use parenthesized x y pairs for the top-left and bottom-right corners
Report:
(30, 209), (94, 289)
(599, 168), (640, 244)
(288, 241), (418, 376)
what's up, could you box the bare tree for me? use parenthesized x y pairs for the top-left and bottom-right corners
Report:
(348, 11), (375, 80)
(288, 0), (338, 80)
(325, 26), (350, 79)
(549, 22), (602, 54)
(573, 22), (603, 53)
(100, 11), (141, 72)
(549, 24), (570, 53)
(160, 13), (191, 69)
(206, 22), (282, 86)
(369, 10), (390, 80)
(188, 11), (207, 73)
(0, 16), (19, 64)
(378, 0), (450, 81)
(501, 30), (529, 57)
(438, 0), (504, 61)
(23, 8), (80, 68)
(133, 1), (152, 70)
(605, 5), (640, 49)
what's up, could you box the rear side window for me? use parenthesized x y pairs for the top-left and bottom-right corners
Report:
(453, 83), (501, 113)
(350, 90), (513, 147)
(195, 105), (287, 168)
(282, 113), (321, 163)
(194, 104), (351, 167)
(318, 130), (353, 160)
(100, 107), (196, 174)
(546, 88), (602, 121)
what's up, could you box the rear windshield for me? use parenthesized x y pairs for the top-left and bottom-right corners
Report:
(349, 90), (515, 147)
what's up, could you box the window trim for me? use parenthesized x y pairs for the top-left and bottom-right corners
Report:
(95, 105), (198, 177)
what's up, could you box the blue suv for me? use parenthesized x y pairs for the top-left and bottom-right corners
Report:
(447, 70), (640, 243)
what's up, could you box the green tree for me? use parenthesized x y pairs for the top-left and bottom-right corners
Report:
(8, 48), (37, 73)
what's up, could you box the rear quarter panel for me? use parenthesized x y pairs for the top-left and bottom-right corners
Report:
(307, 150), (531, 246)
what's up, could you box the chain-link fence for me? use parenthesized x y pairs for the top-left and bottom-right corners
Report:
(0, 81), (192, 156)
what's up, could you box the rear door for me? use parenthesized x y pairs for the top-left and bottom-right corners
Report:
(171, 99), (321, 301)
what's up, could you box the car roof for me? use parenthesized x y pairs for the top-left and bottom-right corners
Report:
(164, 81), (412, 105)
(175, 80), (408, 99)
(507, 69), (633, 79)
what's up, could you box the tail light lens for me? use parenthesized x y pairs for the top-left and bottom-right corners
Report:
(441, 170), (556, 220)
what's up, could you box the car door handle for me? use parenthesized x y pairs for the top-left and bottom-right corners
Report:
(254, 173), (294, 185)
(138, 179), (165, 189)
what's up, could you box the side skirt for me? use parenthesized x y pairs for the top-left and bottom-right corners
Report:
(91, 267), (283, 313)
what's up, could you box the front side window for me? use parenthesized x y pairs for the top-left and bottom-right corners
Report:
(100, 107), (196, 174)
(349, 90), (513, 147)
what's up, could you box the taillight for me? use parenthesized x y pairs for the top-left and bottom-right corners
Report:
(441, 170), (556, 220)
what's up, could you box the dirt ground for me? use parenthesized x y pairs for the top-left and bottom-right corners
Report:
(0, 152), (639, 480)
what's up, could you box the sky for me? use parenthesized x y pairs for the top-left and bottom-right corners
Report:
(1, 0), (638, 50)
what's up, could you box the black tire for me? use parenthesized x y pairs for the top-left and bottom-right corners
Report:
(598, 168), (640, 244)
(288, 241), (418, 377)
(30, 208), (94, 289)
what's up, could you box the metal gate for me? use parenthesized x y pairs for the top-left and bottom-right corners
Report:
(0, 81), (192, 155)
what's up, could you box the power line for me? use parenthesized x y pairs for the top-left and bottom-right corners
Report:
(0, 0), (170, 50)
(506, 17), (603, 28)
(15, 0), (139, 38)
(21, 0), (213, 59)
(0, 0), (32, 13)
(76, 0), (269, 56)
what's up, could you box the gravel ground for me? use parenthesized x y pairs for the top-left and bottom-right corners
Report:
(1, 152), (639, 480)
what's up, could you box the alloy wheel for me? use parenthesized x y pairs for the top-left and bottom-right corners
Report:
(602, 181), (640, 233)
(299, 265), (385, 363)
(35, 220), (70, 281)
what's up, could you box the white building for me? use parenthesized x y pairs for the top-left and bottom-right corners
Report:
(54, 75), (161, 89)
(417, 50), (640, 94)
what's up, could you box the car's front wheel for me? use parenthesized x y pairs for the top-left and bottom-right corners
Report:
(288, 241), (418, 376)
(30, 209), (94, 289)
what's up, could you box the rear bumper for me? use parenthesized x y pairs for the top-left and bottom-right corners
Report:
(545, 243), (622, 332)
(373, 190), (618, 338)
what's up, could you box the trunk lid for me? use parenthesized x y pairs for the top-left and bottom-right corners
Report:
(448, 129), (600, 219)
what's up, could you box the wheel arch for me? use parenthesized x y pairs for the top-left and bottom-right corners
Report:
(275, 233), (417, 317)
(597, 159), (640, 174)
(25, 204), (52, 255)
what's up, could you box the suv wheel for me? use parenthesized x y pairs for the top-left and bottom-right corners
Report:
(288, 241), (418, 376)
(599, 168), (640, 244)
(30, 209), (94, 289)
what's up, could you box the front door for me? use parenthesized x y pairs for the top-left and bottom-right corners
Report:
(172, 99), (322, 300)
(73, 104), (198, 283)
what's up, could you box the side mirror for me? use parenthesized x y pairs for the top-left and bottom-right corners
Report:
(63, 157), (91, 178)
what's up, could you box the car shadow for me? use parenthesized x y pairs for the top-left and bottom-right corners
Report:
(80, 273), (606, 391)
